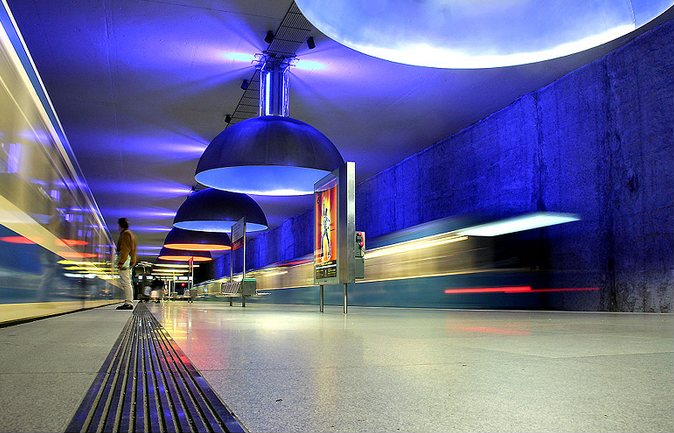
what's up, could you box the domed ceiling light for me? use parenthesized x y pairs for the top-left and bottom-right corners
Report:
(157, 247), (212, 262)
(172, 188), (268, 233)
(163, 227), (231, 251)
(295, 0), (674, 69)
(195, 55), (344, 195)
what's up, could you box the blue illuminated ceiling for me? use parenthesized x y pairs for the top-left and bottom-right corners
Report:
(6, 0), (673, 258)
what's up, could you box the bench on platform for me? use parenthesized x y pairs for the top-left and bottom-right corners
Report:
(220, 278), (257, 307)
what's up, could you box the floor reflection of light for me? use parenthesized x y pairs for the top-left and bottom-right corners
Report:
(459, 326), (530, 336)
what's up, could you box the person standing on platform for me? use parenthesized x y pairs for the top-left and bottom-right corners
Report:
(115, 217), (137, 310)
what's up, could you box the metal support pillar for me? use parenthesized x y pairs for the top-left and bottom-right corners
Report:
(343, 283), (348, 314)
(319, 285), (324, 312)
(242, 295), (246, 307)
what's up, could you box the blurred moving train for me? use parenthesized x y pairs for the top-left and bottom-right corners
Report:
(0, 4), (122, 324)
(198, 213), (601, 310)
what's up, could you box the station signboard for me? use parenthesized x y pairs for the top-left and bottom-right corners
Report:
(231, 217), (245, 250)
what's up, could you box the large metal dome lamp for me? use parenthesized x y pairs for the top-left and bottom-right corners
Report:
(173, 188), (268, 233)
(295, 0), (674, 69)
(157, 247), (212, 263)
(195, 56), (344, 196)
(163, 227), (231, 251)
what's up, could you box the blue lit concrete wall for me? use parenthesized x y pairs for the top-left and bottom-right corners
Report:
(214, 19), (674, 312)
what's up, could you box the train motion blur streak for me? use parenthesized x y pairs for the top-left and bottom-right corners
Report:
(201, 213), (595, 309)
(0, 3), (120, 324)
(251, 232), (480, 289)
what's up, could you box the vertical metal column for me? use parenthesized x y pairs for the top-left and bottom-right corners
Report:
(229, 250), (233, 283)
(258, 56), (291, 117)
(319, 285), (324, 312)
(343, 283), (348, 314)
(242, 221), (247, 308)
(242, 221), (247, 281)
(188, 257), (193, 291)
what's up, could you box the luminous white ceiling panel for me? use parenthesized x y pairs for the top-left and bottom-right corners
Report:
(296, 0), (674, 68)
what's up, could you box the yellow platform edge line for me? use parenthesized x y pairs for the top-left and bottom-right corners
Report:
(0, 300), (120, 324)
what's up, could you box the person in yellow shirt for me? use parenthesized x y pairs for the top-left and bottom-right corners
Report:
(115, 217), (137, 310)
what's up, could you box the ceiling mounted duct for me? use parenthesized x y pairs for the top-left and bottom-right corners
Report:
(295, 0), (674, 68)
(157, 247), (212, 263)
(173, 188), (268, 233)
(163, 227), (231, 251)
(195, 55), (344, 196)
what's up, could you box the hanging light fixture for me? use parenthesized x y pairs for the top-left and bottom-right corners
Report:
(173, 188), (268, 232)
(195, 55), (344, 196)
(163, 227), (231, 251)
(294, 0), (674, 69)
(157, 247), (212, 262)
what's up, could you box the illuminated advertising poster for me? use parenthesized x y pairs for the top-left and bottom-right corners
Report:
(314, 177), (338, 282)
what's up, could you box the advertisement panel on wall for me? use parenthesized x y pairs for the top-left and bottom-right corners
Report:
(314, 176), (338, 283)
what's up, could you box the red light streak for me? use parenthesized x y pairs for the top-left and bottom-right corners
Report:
(0, 236), (36, 244)
(444, 286), (532, 294)
(61, 239), (88, 247)
(529, 287), (600, 293)
(61, 251), (98, 259)
(444, 286), (600, 295)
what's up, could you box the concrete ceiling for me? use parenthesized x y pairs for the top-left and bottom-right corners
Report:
(7, 0), (674, 259)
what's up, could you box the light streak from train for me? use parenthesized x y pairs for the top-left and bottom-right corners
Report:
(457, 212), (580, 237)
(365, 234), (468, 258)
(443, 286), (600, 295)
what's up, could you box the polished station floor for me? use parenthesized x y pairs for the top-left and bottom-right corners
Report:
(148, 303), (674, 433)
(0, 303), (673, 433)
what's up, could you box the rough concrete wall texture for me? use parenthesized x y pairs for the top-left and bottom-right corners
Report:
(232, 19), (674, 312)
(604, 20), (674, 312)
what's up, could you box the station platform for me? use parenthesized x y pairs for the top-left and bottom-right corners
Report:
(1, 302), (672, 433)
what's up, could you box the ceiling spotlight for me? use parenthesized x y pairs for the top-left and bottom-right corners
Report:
(173, 188), (268, 232)
(241, 79), (250, 90)
(264, 30), (274, 44)
(224, 114), (232, 124)
(306, 36), (316, 49)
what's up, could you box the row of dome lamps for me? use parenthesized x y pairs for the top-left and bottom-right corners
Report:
(155, 53), (344, 265)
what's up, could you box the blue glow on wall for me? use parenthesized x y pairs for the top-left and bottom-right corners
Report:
(223, 52), (256, 62)
(229, 19), (674, 311)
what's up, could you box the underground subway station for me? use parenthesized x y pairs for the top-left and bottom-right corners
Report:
(0, 1), (673, 432)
